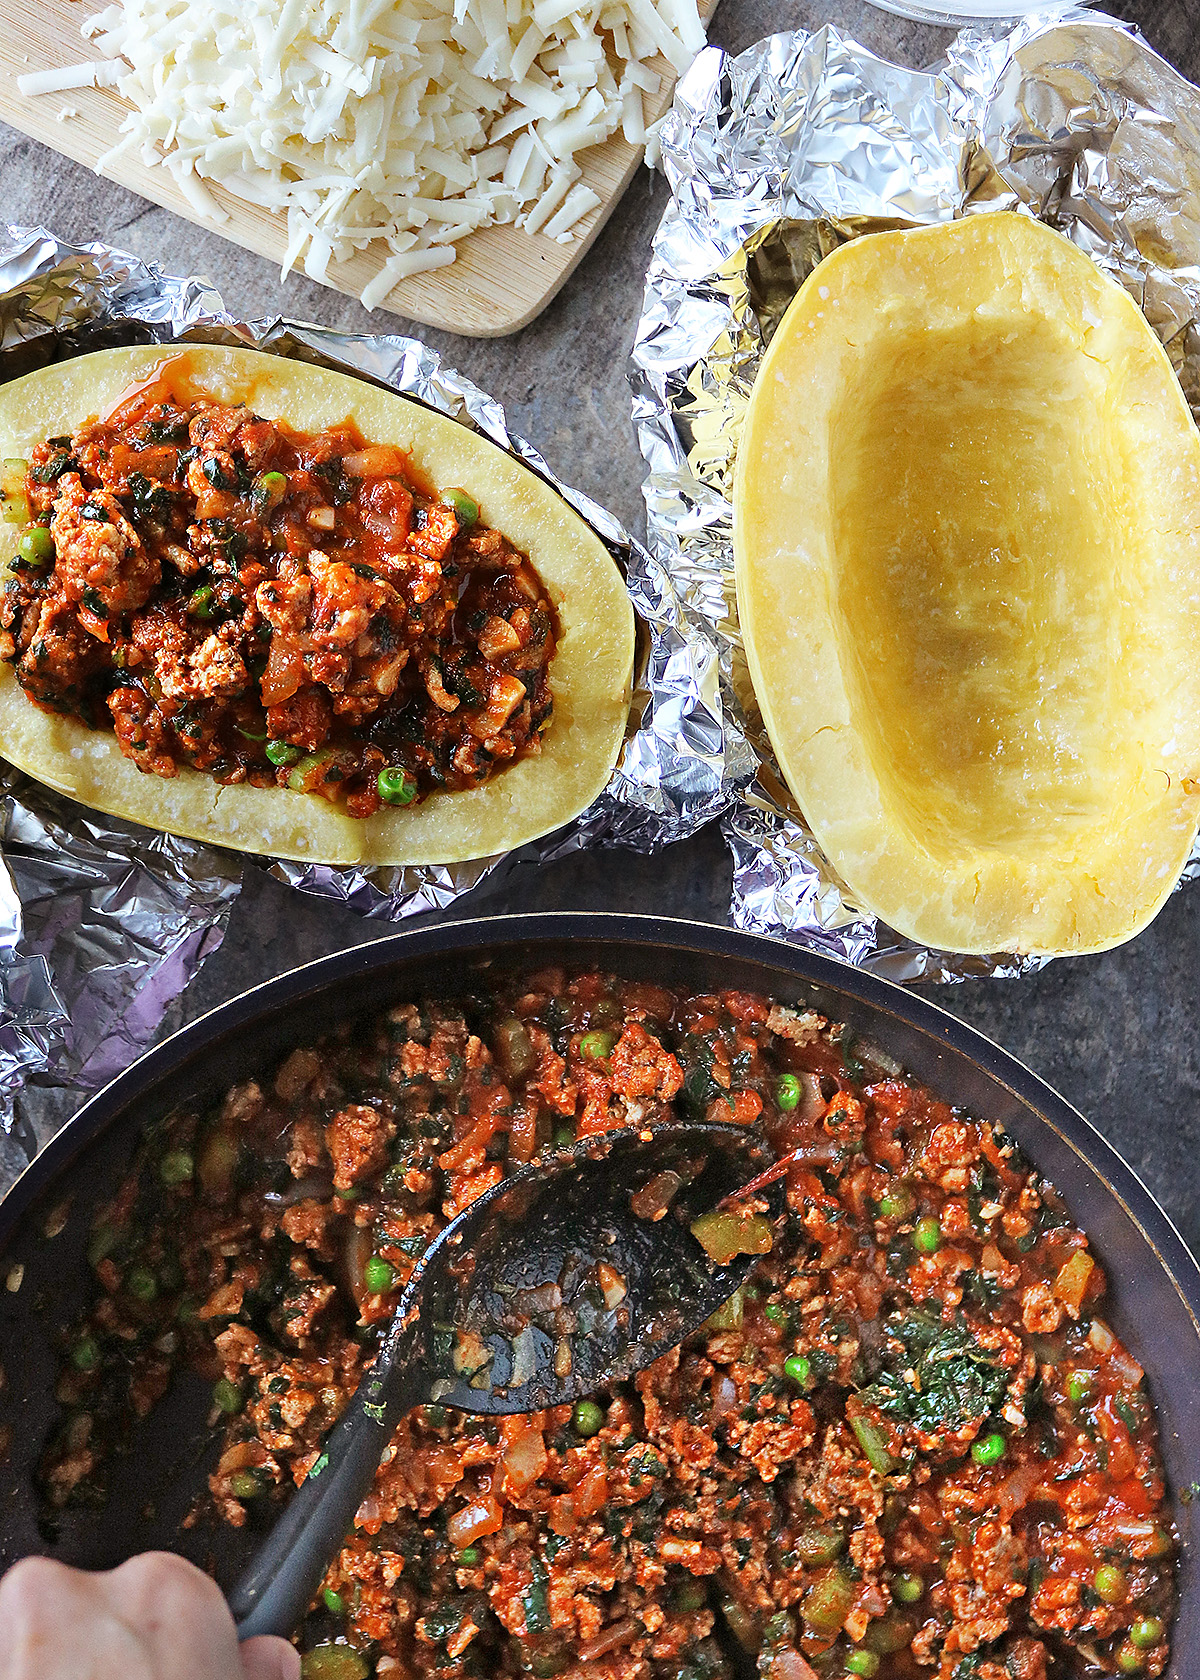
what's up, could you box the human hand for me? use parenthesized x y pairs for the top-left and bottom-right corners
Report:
(0, 1551), (300, 1680)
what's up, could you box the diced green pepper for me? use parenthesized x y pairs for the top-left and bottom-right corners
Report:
(690, 1207), (773, 1266)
(300, 1644), (370, 1680)
(363, 1255), (396, 1294)
(159, 1150), (194, 1186)
(792, 1523), (844, 1565)
(850, 1414), (898, 1475)
(704, 1286), (744, 1331)
(287, 747), (343, 793)
(801, 1567), (855, 1635)
(213, 1377), (243, 1414)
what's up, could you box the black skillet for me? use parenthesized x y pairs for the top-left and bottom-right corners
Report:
(0, 914), (1196, 1673)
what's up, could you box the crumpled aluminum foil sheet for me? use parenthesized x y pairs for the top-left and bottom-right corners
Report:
(631, 7), (1200, 982)
(0, 225), (735, 1138)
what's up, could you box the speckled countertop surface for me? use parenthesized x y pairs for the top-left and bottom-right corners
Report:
(2, 0), (1199, 1242)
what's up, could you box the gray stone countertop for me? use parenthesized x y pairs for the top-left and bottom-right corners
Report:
(2, 0), (1199, 1243)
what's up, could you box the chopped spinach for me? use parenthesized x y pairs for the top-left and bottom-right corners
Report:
(127, 472), (174, 522)
(858, 1308), (1007, 1436)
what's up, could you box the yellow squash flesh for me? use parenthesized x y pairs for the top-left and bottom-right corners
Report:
(0, 346), (635, 866)
(733, 213), (1200, 956)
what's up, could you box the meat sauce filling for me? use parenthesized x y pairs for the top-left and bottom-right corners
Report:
(41, 973), (1175, 1680)
(0, 378), (557, 817)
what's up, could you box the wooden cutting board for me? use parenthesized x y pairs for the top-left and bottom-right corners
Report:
(0, 1), (715, 337)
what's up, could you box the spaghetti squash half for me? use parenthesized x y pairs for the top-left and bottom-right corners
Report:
(734, 213), (1200, 955)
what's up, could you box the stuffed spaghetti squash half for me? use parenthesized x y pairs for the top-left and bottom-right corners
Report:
(0, 345), (634, 865)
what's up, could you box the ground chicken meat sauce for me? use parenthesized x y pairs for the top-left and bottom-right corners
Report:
(41, 973), (1175, 1680)
(0, 378), (557, 817)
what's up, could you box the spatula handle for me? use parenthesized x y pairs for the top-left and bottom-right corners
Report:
(229, 1356), (426, 1641)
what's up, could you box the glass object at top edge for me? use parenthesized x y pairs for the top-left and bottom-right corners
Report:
(864, 0), (1094, 24)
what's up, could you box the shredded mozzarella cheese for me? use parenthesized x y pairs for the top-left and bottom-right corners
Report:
(20, 0), (703, 308)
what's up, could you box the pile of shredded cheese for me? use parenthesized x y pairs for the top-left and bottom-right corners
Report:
(19, 0), (704, 308)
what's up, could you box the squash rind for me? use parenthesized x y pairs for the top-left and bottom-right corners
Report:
(733, 213), (1200, 956)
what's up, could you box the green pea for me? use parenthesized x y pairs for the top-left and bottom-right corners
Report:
(572, 1399), (605, 1437)
(363, 1255), (396, 1294)
(876, 1182), (914, 1220)
(377, 766), (416, 806)
(1066, 1370), (1094, 1407)
(213, 1377), (243, 1415)
(126, 1265), (158, 1302)
(323, 1587), (347, 1616)
(912, 1215), (941, 1254)
(442, 487), (479, 528)
(553, 1124), (576, 1148)
(159, 1149), (194, 1186)
(579, 1030), (616, 1060)
(253, 470), (289, 514)
(892, 1572), (923, 1604)
(1093, 1564), (1126, 1604)
(971, 1431), (1006, 1466)
(763, 1302), (789, 1324)
(1129, 1618), (1163, 1648)
(775, 1073), (802, 1110)
(229, 1469), (265, 1500)
(845, 1654), (879, 1678)
(784, 1353), (811, 1387)
(71, 1334), (100, 1372)
(1116, 1643), (1144, 1674)
(456, 1546), (480, 1565)
(17, 526), (53, 568)
(265, 739), (302, 766)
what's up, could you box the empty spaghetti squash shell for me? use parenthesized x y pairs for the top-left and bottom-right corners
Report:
(734, 213), (1200, 956)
